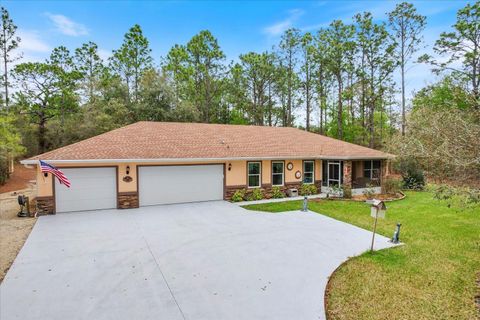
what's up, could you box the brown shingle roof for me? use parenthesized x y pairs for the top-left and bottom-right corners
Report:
(26, 121), (393, 162)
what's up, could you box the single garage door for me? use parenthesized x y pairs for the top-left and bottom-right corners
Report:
(55, 167), (117, 213)
(139, 165), (224, 206)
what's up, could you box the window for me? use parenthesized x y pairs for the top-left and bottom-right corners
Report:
(272, 161), (284, 186)
(303, 160), (314, 184)
(248, 162), (261, 188)
(364, 160), (381, 180)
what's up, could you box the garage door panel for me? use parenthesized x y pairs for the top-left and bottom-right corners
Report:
(139, 165), (223, 206)
(55, 167), (117, 213)
(57, 198), (115, 212)
(55, 185), (116, 200)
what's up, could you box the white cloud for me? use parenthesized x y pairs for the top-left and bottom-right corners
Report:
(45, 13), (88, 36)
(17, 30), (51, 53)
(264, 20), (292, 36)
(98, 48), (112, 61)
(263, 9), (304, 36)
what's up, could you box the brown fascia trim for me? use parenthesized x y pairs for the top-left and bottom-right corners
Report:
(20, 155), (394, 165)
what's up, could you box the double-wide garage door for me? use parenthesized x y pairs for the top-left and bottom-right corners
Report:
(55, 165), (224, 212)
(138, 165), (224, 206)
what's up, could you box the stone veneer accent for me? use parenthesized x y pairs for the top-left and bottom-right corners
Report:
(118, 192), (139, 209)
(35, 196), (55, 216)
(224, 180), (322, 200)
(224, 185), (245, 200)
(343, 160), (353, 198)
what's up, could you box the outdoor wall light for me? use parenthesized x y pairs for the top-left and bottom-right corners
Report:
(44, 172), (48, 177)
(126, 165), (130, 175)
(228, 163), (232, 171)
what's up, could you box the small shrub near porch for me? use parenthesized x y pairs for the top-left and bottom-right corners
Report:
(246, 188), (264, 201)
(231, 189), (246, 202)
(271, 186), (285, 199)
(299, 183), (318, 196)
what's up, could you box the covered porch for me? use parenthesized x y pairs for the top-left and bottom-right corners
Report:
(321, 159), (386, 197)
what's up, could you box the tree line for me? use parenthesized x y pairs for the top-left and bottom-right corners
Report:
(1, 2), (479, 186)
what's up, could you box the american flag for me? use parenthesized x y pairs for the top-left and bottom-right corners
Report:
(39, 160), (71, 188)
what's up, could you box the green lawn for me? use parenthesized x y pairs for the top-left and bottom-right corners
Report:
(243, 191), (480, 320)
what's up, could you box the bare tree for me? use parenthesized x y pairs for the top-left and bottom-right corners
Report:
(389, 2), (426, 136)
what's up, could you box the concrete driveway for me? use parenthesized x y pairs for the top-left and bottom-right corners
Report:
(1, 201), (396, 320)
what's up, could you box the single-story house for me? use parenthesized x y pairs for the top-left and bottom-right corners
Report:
(21, 121), (394, 214)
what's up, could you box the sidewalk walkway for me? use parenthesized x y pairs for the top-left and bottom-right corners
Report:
(233, 193), (327, 206)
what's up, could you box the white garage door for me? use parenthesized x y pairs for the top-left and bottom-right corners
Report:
(55, 167), (117, 213)
(139, 165), (224, 206)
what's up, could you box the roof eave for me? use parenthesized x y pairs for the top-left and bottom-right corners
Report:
(20, 154), (394, 165)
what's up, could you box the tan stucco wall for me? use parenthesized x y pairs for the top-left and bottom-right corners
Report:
(315, 160), (322, 181)
(35, 158), (326, 197)
(262, 160), (271, 185)
(36, 167), (53, 197)
(118, 163), (136, 192)
(225, 160), (246, 186)
(284, 159), (303, 183)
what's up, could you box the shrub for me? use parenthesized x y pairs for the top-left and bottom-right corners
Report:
(362, 183), (377, 199)
(384, 177), (403, 194)
(432, 184), (480, 208)
(343, 186), (352, 199)
(246, 188), (263, 201)
(395, 158), (425, 190)
(231, 189), (245, 202)
(300, 184), (318, 196)
(465, 188), (480, 206)
(271, 186), (285, 199)
(325, 185), (343, 198)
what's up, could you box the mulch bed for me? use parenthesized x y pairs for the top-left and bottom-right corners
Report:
(312, 192), (405, 203)
(0, 163), (35, 194)
(351, 192), (405, 202)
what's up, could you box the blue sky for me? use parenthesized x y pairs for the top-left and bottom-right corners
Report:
(3, 0), (472, 122)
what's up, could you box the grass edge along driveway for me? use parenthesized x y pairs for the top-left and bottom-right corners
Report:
(243, 191), (480, 320)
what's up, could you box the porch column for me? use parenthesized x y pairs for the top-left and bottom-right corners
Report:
(343, 160), (353, 198)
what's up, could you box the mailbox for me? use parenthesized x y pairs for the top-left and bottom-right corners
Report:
(366, 199), (387, 251)
(370, 199), (386, 219)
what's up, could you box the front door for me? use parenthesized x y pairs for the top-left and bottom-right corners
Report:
(328, 161), (341, 187)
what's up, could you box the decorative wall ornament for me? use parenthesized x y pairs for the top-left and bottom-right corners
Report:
(123, 176), (133, 183)
(295, 170), (302, 179)
(287, 162), (294, 171)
